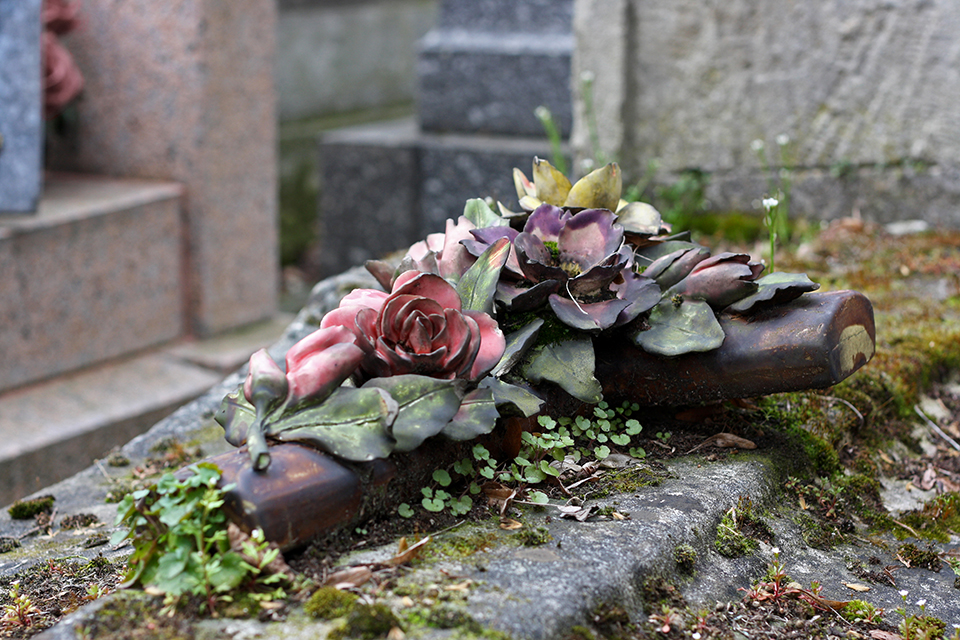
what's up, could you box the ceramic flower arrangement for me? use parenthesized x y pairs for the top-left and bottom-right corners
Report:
(217, 158), (822, 471)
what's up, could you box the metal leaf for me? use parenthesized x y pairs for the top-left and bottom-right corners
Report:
(521, 336), (603, 404)
(478, 377), (543, 417)
(632, 299), (725, 356)
(363, 375), (465, 452)
(463, 198), (508, 228)
(215, 388), (257, 448)
(725, 272), (820, 314)
(440, 387), (501, 441)
(532, 157), (572, 205)
(563, 162), (621, 211)
(265, 387), (398, 461)
(456, 237), (511, 316)
(491, 318), (544, 377)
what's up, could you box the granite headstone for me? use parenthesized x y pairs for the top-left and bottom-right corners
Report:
(0, 0), (43, 214)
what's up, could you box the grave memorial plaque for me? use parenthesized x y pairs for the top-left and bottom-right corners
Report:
(0, 0), (43, 214)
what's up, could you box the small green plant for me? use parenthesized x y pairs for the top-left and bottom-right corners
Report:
(7, 495), (54, 519)
(673, 543), (697, 573)
(715, 496), (771, 557)
(535, 105), (567, 176)
(111, 462), (289, 615)
(0, 582), (41, 630)
(895, 591), (946, 640)
(841, 599), (883, 625)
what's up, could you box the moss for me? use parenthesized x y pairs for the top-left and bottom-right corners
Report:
(912, 615), (947, 639)
(8, 495), (54, 519)
(673, 544), (697, 573)
(426, 528), (501, 561)
(897, 493), (960, 543)
(714, 496), (772, 558)
(79, 592), (194, 640)
(896, 543), (943, 572)
(514, 526), (552, 547)
(840, 599), (883, 624)
(328, 602), (401, 640)
(564, 625), (597, 640)
(591, 464), (666, 498)
(304, 586), (359, 619)
(639, 577), (686, 616)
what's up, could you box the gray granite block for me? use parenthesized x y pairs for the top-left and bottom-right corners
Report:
(436, 0), (573, 34)
(419, 30), (573, 137)
(419, 131), (568, 233)
(0, 0), (43, 214)
(316, 119), (422, 278)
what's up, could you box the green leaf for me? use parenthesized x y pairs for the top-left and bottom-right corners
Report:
(398, 503), (415, 518)
(441, 387), (500, 441)
(266, 387), (398, 461)
(539, 460), (561, 477)
(463, 198), (509, 228)
(422, 497), (445, 513)
(725, 272), (820, 313)
(456, 238), (510, 316)
(610, 434), (630, 446)
(529, 490), (550, 504)
(595, 445), (611, 459)
(207, 552), (249, 593)
(521, 336), (603, 403)
(632, 299), (725, 356)
(433, 469), (452, 487)
(478, 377), (543, 417)
(491, 318), (544, 377)
(215, 388), (257, 447)
(364, 375), (464, 452)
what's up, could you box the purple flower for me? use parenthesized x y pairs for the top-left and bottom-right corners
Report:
(667, 252), (765, 309)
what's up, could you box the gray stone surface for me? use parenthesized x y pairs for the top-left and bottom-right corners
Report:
(1, 265), (958, 639)
(0, 0), (43, 214)
(418, 0), (574, 137)
(276, 0), (439, 121)
(316, 120), (422, 278)
(572, 0), (960, 224)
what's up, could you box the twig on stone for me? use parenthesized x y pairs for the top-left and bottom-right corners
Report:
(914, 405), (960, 452)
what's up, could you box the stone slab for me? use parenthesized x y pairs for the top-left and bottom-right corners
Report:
(572, 0), (960, 224)
(434, 0), (573, 33)
(418, 29), (573, 137)
(315, 118), (568, 277)
(0, 0), (43, 213)
(0, 173), (184, 392)
(316, 119), (422, 278)
(45, 0), (278, 336)
(0, 352), (221, 506)
(165, 313), (297, 374)
(418, 130), (569, 231)
(276, 0), (438, 121)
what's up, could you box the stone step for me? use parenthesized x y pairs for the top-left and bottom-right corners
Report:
(0, 172), (185, 393)
(0, 313), (293, 506)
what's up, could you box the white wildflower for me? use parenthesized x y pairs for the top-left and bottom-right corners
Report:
(762, 197), (779, 211)
(916, 599), (927, 607)
(750, 139), (765, 152)
(776, 133), (790, 146)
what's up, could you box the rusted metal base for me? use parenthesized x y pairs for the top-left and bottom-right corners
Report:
(206, 289), (874, 549)
(596, 290), (875, 406)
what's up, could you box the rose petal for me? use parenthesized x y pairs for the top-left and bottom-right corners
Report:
(286, 342), (365, 405)
(286, 325), (359, 371)
(557, 208), (623, 269)
(392, 272), (463, 311)
(243, 349), (288, 407)
(548, 294), (630, 332)
(522, 204), (568, 243)
(464, 311), (506, 379)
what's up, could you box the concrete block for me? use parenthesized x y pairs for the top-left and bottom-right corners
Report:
(0, 173), (184, 392)
(0, 0), (43, 213)
(0, 352), (221, 506)
(315, 119), (422, 278)
(45, 0), (278, 336)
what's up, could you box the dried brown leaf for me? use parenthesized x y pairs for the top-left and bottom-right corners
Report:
(842, 582), (871, 592)
(499, 518), (523, 530)
(323, 565), (373, 588)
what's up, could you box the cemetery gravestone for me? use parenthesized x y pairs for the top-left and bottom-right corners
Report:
(0, 0), (43, 214)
